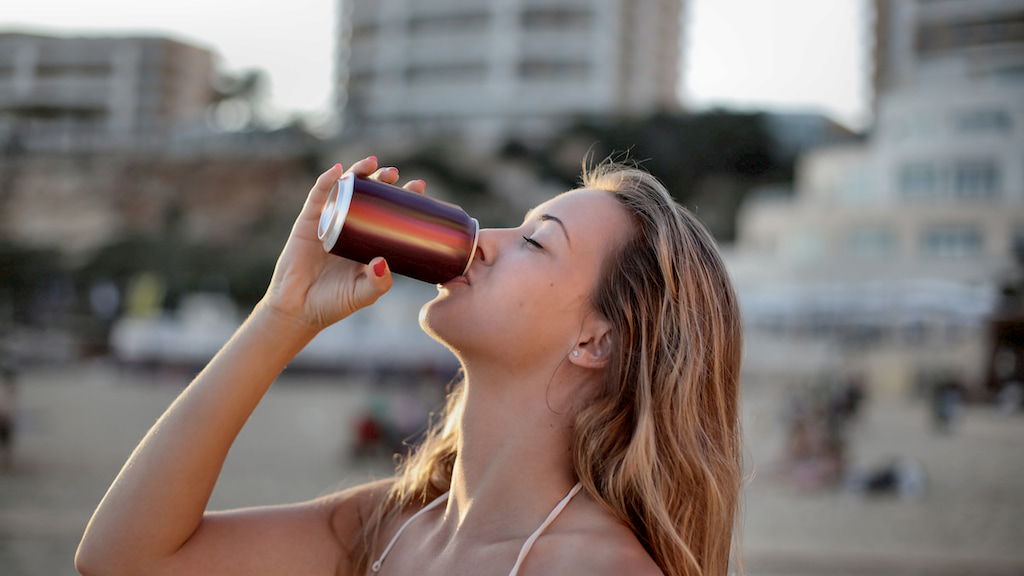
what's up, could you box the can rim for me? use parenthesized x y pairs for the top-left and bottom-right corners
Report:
(461, 217), (480, 276)
(318, 174), (355, 252)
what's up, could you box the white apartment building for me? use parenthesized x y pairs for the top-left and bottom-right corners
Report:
(335, 0), (682, 142)
(873, 0), (1024, 97)
(0, 32), (215, 151)
(738, 86), (1023, 283)
(729, 0), (1024, 394)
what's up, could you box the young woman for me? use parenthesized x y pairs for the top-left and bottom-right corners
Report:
(76, 156), (743, 576)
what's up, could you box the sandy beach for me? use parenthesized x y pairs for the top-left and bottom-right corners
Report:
(2, 363), (1022, 576)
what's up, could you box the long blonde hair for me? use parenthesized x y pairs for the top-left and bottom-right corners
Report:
(352, 162), (744, 576)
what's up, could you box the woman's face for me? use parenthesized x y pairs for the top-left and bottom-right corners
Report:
(420, 188), (632, 368)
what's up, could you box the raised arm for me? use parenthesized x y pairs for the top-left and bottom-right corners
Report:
(75, 158), (424, 576)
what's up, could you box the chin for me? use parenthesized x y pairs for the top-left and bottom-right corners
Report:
(419, 298), (455, 348)
(418, 297), (480, 360)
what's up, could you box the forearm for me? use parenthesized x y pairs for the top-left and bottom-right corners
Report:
(77, 301), (319, 571)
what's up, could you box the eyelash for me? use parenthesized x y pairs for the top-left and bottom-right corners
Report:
(522, 235), (543, 250)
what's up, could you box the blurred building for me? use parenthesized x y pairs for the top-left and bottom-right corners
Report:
(872, 0), (1024, 110)
(336, 0), (683, 144)
(730, 0), (1024, 396)
(0, 32), (215, 152)
(0, 32), (327, 256)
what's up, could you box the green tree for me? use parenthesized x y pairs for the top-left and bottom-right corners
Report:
(516, 110), (792, 241)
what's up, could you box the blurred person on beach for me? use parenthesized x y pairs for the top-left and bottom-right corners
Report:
(76, 156), (744, 576)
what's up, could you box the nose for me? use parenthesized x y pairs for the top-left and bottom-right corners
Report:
(471, 226), (517, 267)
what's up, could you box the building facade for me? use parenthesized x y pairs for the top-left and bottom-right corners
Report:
(739, 86), (1023, 281)
(730, 0), (1024, 395)
(873, 0), (1024, 103)
(0, 32), (215, 151)
(335, 0), (682, 142)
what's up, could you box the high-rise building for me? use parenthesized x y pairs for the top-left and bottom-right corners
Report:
(335, 0), (683, 142)
(0, 32), (215, 151)
(730, 0), (1024, 395)
(872, 0), (1024, 112)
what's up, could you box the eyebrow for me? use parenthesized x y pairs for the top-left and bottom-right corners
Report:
(540, 214), (571, 247)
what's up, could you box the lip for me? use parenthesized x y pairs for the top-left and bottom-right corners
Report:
(441, 275), (470, 288)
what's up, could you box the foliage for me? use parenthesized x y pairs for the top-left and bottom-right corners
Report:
(506, 110), (794, 240)
(74, 234), (279, 314)
(392, 138), (522, 227)
(0, 243), (63, 325)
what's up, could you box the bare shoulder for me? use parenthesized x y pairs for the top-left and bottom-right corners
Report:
(526, 494), (664, 576)
(321, 478), (394, 546)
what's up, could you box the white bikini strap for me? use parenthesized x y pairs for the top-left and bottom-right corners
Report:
(370, 482), (583, 575)
(507, 482), (583, 576)
(371, 491), (450, 573)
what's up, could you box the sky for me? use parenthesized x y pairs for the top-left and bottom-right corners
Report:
(0, 0), (870, 130)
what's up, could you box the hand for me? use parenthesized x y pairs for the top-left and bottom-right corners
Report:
(260, 157), (427, 333)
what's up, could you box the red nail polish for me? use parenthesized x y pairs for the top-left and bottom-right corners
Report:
(373, 260), (387, 277)
(334, 163), (342, 170)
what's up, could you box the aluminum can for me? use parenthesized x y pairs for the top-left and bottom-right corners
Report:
(318, 173), (479, 284)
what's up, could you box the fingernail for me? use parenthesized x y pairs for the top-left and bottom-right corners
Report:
(334, 163), (342, 170)
(368, 156), (377, 163)
(373, 259), (387, 277)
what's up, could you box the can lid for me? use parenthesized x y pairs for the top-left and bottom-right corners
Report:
(318, 174), (355, 252)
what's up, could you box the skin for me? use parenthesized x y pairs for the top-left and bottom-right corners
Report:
(385, 189), (661, 576)
(75, 158), (663, 576)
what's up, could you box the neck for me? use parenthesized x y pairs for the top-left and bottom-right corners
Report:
(442, 358), (580, 537)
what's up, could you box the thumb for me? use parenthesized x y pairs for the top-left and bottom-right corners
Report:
(353, 258), (393, 309)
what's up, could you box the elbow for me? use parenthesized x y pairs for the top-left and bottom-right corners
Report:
(76, 535), (164, 576)
(75, 538), (124, 576)
(74, 548), (97, 576)
(74, 540), (104, 576)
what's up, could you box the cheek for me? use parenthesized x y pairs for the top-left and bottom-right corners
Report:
(513, 280), (583, 326)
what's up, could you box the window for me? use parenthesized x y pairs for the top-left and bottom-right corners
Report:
(917, 12), (1024, 53)
(518, 60), (589, 80)
(953, 160), (1001, 198)
(35, 64), (112, 78)
(405, 63), (487, 83)
(846, 226), (894, 258)
(922, 225), (983, 258)
(955, 109), (1012, 134)
(350, 24), (377, 43)
(521, 8), (591, 30)
(409, 12), (490, 34)
(899, 163), (938, 198)
(347, 70), (374, 88)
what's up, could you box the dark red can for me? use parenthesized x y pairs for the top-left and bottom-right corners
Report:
(318, 173), (479, 284)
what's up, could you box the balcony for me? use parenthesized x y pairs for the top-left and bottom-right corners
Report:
(0, 77), (111, 109)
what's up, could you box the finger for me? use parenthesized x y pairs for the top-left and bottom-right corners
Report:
(403, 179), (426, 195)
(370, 167), (400, 185)
(347, 156), (379, 177)
(302, 163), (346, 213)
(354, 257), (393, 308)
(312, 163), (344, 191)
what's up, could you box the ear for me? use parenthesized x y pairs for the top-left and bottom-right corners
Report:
(568, 315), (614, 369)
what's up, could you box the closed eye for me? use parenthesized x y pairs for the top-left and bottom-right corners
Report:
(522, 236), (544, 250)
